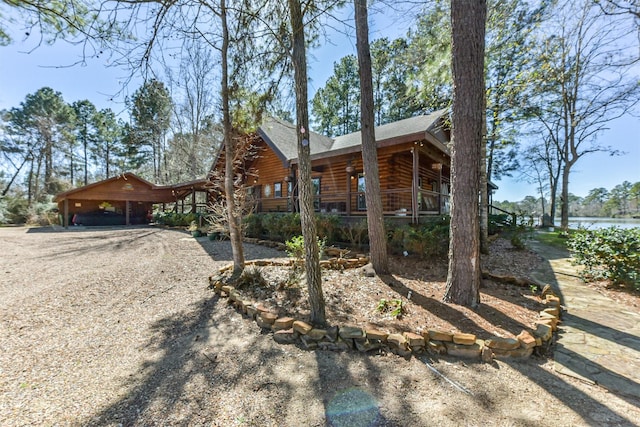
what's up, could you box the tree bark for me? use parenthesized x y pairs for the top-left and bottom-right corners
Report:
(221, 0), (245, 276)
(354, 0), (388, 274)
(560, 163), (570, 230)
(288, 0), (326, 326)
(443, 0), (486, 308)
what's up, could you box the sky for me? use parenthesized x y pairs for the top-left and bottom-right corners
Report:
(1, 5), (638, 202)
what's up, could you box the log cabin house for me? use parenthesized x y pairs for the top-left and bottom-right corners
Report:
(211, 109), (453, 224)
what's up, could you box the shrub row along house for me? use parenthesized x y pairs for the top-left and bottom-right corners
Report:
(55, 109), (457, 226)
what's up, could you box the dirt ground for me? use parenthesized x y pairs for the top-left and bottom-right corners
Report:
(232, 237), (547, 341)
(1, 226), (639, 426)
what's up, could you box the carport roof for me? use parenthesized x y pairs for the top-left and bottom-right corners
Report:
(54, 173), (210, 204)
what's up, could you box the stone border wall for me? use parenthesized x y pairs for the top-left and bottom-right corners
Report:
(208, 263), (562, 362)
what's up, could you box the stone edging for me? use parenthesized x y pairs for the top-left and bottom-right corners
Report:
(208, 263), (562, 361)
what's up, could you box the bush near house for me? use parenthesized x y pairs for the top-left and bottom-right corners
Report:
(568, 226), (640, 290)
(244, 213), (452, 259)
(154, 212), (199, 227)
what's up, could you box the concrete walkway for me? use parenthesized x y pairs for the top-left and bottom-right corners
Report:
(528, 239), (640, 402)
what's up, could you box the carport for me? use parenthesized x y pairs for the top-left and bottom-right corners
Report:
(54, 173), (211, 228)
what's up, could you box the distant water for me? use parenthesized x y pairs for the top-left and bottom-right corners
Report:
(558, 217), (640, 230)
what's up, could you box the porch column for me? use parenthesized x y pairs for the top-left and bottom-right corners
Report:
(125, 200), (130, 225)
(64, 199), (69, 229)
(438, 165), (443, 215)
(411, 146), (419, 224)
(346, 171), (351, 215)
(191, 188), (196, 213)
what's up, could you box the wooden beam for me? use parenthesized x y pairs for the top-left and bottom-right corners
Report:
(64, 199), (69, 229)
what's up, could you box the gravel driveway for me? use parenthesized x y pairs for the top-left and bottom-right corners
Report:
(1, 226), (639, 426)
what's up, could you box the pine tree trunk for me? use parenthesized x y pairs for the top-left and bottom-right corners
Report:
(221, 0), (244, 275)
(288, 0), (326, 326)
(354, 0), (388, 274)
(560, 165), (570, 230)
(443, 0), (486, 308)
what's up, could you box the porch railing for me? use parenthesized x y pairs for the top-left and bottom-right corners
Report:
(250, 187), (450, 217)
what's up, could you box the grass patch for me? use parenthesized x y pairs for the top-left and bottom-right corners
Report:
(533, 229), (575, 250)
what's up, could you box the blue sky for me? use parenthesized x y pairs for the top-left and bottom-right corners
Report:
(1, 6), (638, 201)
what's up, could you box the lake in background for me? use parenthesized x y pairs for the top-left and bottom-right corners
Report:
(558, 217), (640, 230)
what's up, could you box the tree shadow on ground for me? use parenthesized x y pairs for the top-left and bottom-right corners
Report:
(505, 356), (638, 425)
(81, 293), (327, 426)
(314, 351), (396, 426)
(553, 340), (640, 405)
(24, 227), (160, 260)
(83, 295), (221, 425)
(379, 274), (533, 339)
(524, 241), (640, 408)
(195, 238), (288, 263)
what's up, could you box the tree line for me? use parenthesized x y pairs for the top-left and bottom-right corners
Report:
(0, 77), (221, 220)
(495, 180), (640, 219)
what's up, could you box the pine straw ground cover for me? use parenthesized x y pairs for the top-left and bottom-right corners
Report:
(223, 238), (548, 341)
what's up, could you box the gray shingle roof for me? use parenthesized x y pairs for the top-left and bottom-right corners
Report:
(332, 109), (447, 151)
(258, 117), (334, 163)
(258, 109), (448, 164)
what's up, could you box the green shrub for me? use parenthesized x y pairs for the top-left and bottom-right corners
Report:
(340, 218), (368, 247)
(489, 214), (510, 234)
(315, 214), (341, 243)
(285, 235), (305, 259)
(405, 223), (449, 258)
(568, 227), (640, 290)
(384, 218), (451, 258)
(498, 215), (534, 250)
(280, 213), (302, 241)
(376, 298), (405, 319)
(243, 213), (263, 238)
(387, 223), (411, 254)
(2, 196), (29, 224)
(510, 228), (527, 250)
(235, 266), (268, 290)
(285, 234), (326, 260)
(262, 213), (282, 240)
(154, 212), (199, 227)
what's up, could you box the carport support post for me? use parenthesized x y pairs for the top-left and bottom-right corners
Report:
(125, 200), (130, 226)
(64, 199), (69, 229)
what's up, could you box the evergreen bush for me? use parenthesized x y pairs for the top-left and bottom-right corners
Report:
(568, 226), (640, 290)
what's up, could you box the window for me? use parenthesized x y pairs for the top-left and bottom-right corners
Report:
(312, 177), (321, 210)
(274, 182), (282, 198)
(357, 173), (366, 210)
(287, 181), (294, 211)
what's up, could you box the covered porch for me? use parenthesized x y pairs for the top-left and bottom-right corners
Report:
(249, 140), (451, 224)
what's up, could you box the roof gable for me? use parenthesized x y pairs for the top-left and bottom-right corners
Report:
(54, 173), (156, 201)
